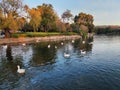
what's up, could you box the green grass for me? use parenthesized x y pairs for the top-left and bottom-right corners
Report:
(11, 32), (78, 38)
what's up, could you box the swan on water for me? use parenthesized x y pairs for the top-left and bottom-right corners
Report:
(55, 45), (57, 49)
(48, 44), (51, 48)
(17, 65), (25, 74)
(61, 42), (64, 45)
(80, 50), (86, 54)
(82, 41), (85, 44)
(64, 52), (70, 58)
(22, 43), (26, 46)
(72, 40), (75, 43)
(36, 39), (39, 43)
(2, 45), (7, 49)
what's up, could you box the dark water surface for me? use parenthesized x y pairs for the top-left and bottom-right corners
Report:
(0, 35), (120, 90)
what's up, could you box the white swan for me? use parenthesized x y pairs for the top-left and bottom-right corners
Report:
(80, 50), (86, 54)
(61, 42), (64, 45)
(36, 39), (39, 43)
(64, 52), (70, 58)
(55, 45), (57, 49)
(89, 42), (93, 45)
(22, 43), (26, 46)
(2, 45), (7, 49)
(48, 44), (51, 48)
(82, 41), (85, 44)
(17, 65), (25, 74)
(72, 40), (75, 43)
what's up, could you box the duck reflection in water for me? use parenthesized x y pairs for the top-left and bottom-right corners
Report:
(64, 45), (71, 58)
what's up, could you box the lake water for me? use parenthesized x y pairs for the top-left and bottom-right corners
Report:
(0, 35), (120, 90)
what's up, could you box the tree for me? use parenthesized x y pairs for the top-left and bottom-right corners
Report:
(74, 12), (94, 33)
(0, 7), (3, 29)
(38, 4), (59, 32)
(28, 8), (41, 32)
(2, 13), (19, 37)
(17, 17), (26, 31)
(56, 19), (66, 32)
(62, 9), (73, 23)
(0, 0), (24, 38)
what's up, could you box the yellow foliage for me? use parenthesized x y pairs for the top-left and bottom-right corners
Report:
(3, 13), (18, 32)
(17, 17), (26, 30)
(28, 8), (42, 32)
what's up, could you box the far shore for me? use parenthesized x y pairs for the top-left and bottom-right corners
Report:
(0, 35), (81, 45)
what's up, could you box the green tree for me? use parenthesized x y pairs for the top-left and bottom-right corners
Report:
(38, 4), (59, 32)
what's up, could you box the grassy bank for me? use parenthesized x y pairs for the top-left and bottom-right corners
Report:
(11, 32), (78, 38)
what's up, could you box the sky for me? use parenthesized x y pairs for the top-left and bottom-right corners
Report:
(24, 0), (120, 25)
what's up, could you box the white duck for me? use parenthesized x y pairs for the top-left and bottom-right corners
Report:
(72, 40), (75, 43)
(61, 42), (64, 45)
(2, 45), (7, 49)
(89, 42), (93, 45)
(64, 52), (70, 58)
(22, 43), (26, 46)
(55, 45), (57, 49)
(80, 50), (86, 54)
(82, 41), (85, 44)
(36, 39), (39, 43)
(17, 65), (25, 74)
(48, 44), (51, 48)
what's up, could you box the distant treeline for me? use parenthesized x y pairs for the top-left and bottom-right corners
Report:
(94, 26), (120, 35)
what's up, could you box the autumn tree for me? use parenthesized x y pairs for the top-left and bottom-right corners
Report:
(0, 0), (24, 38)
(28, 8), (41, 32)
(0, 7), (3, 29)
(55, 19), (66, 32)
(74, 12), (94, 33)
(17, 17), (26, 31)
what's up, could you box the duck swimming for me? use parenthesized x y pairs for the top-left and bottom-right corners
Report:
(48, 44), (51, 48)
(17, 65), (25, 74)
(80, 50), (86, 54)
(64, 52), (70, 58)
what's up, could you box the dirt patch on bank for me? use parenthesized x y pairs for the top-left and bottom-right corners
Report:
(0, 35), (81, 45)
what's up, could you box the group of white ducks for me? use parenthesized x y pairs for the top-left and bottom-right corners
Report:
(47, 40), (87, 58)
(2, 43), (26, 49)
(2, 39), (89, 74)
(16, 40), (74, 74)
(47, 40), (75, 49)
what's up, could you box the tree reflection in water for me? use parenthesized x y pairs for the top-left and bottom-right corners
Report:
(6, 45), (13, 61)
(0, 38), (94, 90)
(31, 42), (57, 66)
(72, 37), (93, 55)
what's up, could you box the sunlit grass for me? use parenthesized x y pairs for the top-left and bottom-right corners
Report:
(11, 32), (78, 38)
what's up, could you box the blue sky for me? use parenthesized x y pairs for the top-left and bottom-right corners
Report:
(24, 0), (120, 25)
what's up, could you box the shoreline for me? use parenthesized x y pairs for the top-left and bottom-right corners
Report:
(0, 35), (81, 45)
